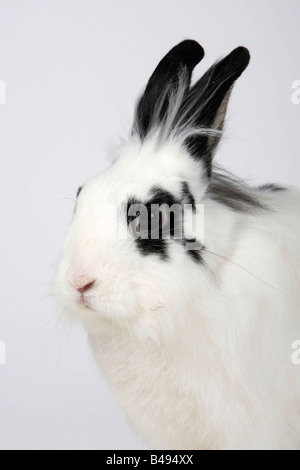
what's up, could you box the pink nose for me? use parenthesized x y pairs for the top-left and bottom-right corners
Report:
(68, 270), (96, 294)
(76, 280), (95, 294)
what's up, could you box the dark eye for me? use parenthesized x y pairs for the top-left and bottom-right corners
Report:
(76, 186), (82, 198)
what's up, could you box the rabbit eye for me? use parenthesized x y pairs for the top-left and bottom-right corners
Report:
(126, 184), (199, 261)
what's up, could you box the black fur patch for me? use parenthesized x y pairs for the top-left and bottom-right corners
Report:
(181, 238), (203, 263)
(207, 170), (265, 212)
(76, 186), (83, 198)
(126, 184), (202, 262)
(182, 181), (196, 209)
(127, 196), (169, 259)
(258, 183), (286, 192)
(184, 139), (212, 176)
(136, 237), (169, 260)
(187, 246), (202, 263)
(133, 41), (250, 178)
(149, 187), (177, 207)
(181, 47), (250, 175)
(134, 40), (204, 139)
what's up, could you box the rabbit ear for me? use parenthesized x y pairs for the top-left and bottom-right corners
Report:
(133, 40), (204, 139)
(177, 47), (250, 176)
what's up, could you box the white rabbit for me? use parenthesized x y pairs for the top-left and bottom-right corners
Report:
(55, 40), (300, 450)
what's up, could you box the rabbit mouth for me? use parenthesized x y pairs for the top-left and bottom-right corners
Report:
(77, 293), (95, 312)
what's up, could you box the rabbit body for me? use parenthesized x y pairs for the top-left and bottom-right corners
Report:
(87, 182), (300, 450)
(55, 40), (300, 449)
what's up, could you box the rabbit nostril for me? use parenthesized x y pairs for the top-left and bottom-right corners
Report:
(76, 280), (95, 294)
(67, 270), (96, 295)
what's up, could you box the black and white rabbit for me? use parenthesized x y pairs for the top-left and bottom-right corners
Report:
(55, 40), (300, 450)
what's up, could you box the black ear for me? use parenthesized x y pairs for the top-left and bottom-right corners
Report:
(177, 47), (250, 176)
(133, 40), (204, 139)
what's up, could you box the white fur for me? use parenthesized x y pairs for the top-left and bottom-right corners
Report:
(55, 134), (300, 450)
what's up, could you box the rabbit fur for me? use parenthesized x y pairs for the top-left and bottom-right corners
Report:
(55, 40), (300, 450)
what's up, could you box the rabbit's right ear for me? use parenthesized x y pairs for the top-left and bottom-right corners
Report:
(176, 47), (250, 176)
(133, 40), (204, 140)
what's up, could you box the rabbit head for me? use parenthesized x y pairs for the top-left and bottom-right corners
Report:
(55, 40), (251, 332)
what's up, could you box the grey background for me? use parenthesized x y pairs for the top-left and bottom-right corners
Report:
(0, 0), (299, 450)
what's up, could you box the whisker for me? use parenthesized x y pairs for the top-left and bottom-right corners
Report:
(202, 248), (282, 292)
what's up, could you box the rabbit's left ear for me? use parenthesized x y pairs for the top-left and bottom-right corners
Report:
(177, 47), (250, 175)
(133, 40), (204, 139)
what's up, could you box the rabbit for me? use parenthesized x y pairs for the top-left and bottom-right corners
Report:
(55, 40), (300, 450)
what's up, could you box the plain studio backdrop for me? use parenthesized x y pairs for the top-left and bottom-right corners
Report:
(0, 0), (299, 450)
